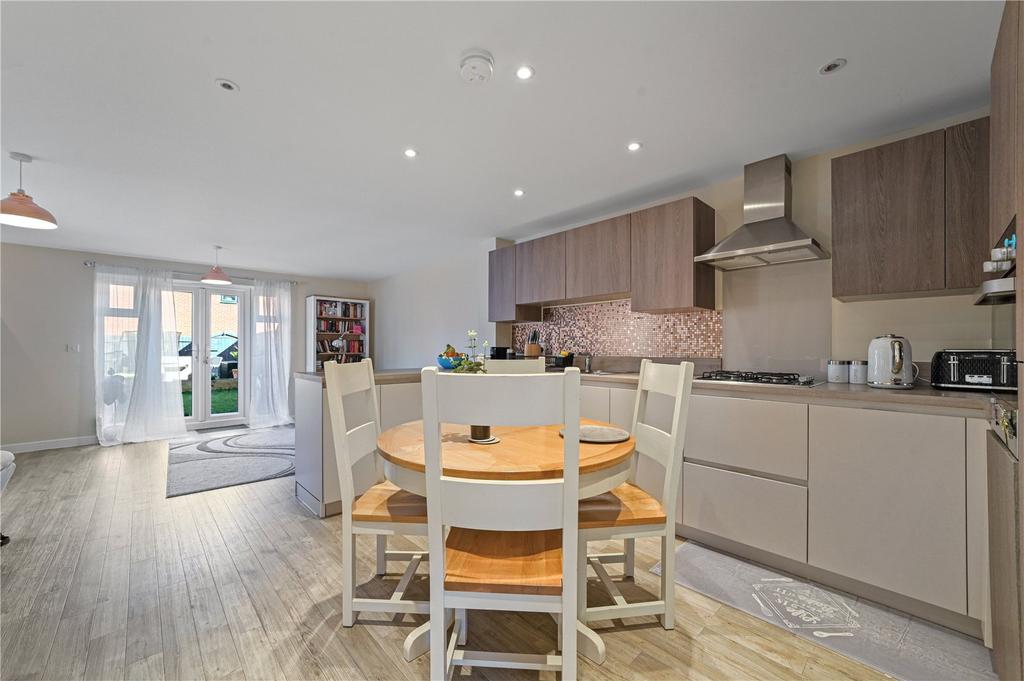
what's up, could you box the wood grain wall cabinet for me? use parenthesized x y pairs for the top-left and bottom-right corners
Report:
(807, 405), (967, 614)
(515, 232), (566, 305)
(831, 130), (946, 299)
(987, 431), (1023, 681)
(992, 0), (1018, 248)
(945, 117), (991, 290)
(630, 197), (716, 312)
(488, 247), (516, 322)
(565, 215), (631, 300)
(1016, 0), (1024, 360)
(488, 246), (542, 323)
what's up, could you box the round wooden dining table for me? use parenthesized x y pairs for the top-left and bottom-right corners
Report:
(376, 417), (637, 665)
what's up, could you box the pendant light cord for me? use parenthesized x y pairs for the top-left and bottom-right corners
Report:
(17, 159), (23, 192)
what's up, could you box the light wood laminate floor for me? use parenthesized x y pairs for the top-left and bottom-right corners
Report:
(0, 440), (890, 680)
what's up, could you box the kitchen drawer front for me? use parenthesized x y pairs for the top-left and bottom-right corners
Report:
(686, 395), (808, 480)
(682, 462), (807, 562)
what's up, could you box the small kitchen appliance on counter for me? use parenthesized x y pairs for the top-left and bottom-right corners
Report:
(930, 350), (1017, 392)
(867, 334), (916, 389)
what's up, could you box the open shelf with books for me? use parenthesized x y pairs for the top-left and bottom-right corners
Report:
(305, 295), (370, 371)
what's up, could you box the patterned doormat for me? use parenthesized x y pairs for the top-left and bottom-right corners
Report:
(166, 426), (295, 498)
(652, 541), (996, 681)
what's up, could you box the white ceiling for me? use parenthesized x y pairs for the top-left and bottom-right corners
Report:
(1, 1), (1001, 281)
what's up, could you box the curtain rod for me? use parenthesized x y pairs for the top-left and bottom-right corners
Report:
(83, 260), (297, 285)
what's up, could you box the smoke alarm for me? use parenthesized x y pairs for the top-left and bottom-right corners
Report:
(459, 49), (494, 84)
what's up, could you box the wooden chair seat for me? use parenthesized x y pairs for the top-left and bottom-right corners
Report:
(444, 528), (563, 595)
(351, 480), (428, 524)
(579, 482), (666, 529)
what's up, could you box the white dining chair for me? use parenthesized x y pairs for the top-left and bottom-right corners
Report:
(324, 358), (429, 627)
(577, 359), (693, 629)
(421, 366), (581, 680)
(483, 357), (546, 374)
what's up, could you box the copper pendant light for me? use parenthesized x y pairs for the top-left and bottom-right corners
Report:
(201, 245), (232, 286)
(1, 152), (58, 230)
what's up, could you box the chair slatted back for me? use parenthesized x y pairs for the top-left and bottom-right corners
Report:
(421, 367), (581, 534)
(628, 360), (694, 512)
(324, 359), (384, 504)
(483, 358), (546, 374)
(434, 372), (568, 427)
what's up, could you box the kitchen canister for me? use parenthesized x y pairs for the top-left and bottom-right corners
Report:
(849, 360), (868, 384)
(827, 360), (851, 383)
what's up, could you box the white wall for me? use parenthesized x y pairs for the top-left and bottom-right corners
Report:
(0, 243), (368, 447)
(368, 238), (495, 369)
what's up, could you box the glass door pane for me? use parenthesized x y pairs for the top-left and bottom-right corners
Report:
(173, 290), (196, 419)
(208, 292), (240, 416)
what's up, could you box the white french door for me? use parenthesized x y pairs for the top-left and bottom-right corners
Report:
(173, 283), (250, 428)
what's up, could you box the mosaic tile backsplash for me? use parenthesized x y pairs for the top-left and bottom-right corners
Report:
(512, 299), (722, 358)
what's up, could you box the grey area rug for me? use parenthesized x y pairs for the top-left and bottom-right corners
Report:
(652, 541), (996, 681)
(166, 426), (295, 498)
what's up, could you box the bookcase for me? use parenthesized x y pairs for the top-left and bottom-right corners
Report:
(304, 295), (371, 371)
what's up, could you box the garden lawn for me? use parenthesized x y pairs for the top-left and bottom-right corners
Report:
(182, 388), (238, 417)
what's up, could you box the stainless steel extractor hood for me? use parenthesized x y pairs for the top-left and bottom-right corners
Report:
(694, 154), (829, 271)
(974, 276), (1016, 305)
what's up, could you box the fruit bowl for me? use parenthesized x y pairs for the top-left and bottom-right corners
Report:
(437, 355), (462, 370)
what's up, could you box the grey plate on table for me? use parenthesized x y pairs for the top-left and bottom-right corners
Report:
(559, 424), (630, 444)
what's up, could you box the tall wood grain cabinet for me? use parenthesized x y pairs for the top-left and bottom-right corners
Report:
(565, 215), (631, 300)
(488, 246), (516, 322)
(831, 119), (990, 300)
(488, 246), (542, 323)
(946, 117), (991, 290)
(992, 0), (1018, 248)
(630, 197), (716, 312)
(515, 232), (566, 305)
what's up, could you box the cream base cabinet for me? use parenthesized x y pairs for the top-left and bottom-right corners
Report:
(295, 375), (381, 518)
(581, 385), (611, 422)
(683, 462), (808, 561)
(686, 395), (807, 480)
(609, 387), (637, 430)
(378, 382), (422, 430)
(808, 405), (968, 614)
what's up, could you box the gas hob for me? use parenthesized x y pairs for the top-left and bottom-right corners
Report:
(697, 370), (819, 387)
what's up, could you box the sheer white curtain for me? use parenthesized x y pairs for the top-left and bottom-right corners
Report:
(249, 279), (293, 428)
(94, 265), (186, 446)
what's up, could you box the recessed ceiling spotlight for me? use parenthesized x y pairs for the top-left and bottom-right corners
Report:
(214, 78), (239, 92)
(403, 148), (418, 159)
(513, 188), (525, 197)
(626, 141), (643, 152)
(516, 65), (535, 81)
(818, 58), (847, 75)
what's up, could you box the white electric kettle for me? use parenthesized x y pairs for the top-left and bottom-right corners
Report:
(867, 334), (917, 389)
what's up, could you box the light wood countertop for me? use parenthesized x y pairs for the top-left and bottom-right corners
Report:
(295, 368), (1008, 417)
(295, 369), (422, 386)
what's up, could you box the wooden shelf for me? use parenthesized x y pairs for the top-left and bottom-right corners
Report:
(317, 315), (364, 321)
